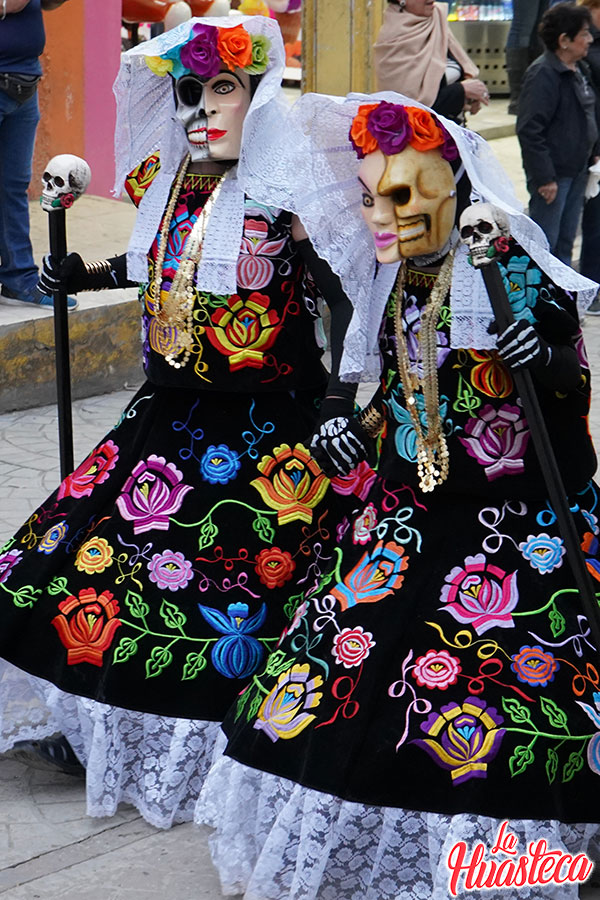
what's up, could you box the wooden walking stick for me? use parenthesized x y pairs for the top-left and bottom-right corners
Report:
(459, 203), (600, 654)
(40, 155), (91, 480)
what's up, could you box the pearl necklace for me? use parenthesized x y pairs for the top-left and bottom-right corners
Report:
(393, 250), (455, 493)
(152, 154), (227, 369)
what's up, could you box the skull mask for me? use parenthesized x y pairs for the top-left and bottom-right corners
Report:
(174, 69), (252, 163)
(377, 145), (456, 259)
(40, 155), (91, 212)
(458, 203), (510, 267)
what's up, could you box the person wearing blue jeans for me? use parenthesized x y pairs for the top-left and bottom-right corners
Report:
(0, 0), (75, 310)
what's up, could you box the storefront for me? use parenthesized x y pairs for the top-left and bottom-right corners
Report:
(449, 1), (513, 95)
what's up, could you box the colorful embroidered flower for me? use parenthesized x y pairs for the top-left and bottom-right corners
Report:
(148, 549), (194, 591)
(413, 649), (462, 690)
(52, 587), (121, 667)
(439, 553), (519, 635)
(469, 350), (513, 399)
(519, 533), (565, 574)
(38, 520), (68, 554)
(199, 444), (241, 485)
(587, 732), (600, 776)
(413, 696), (505, 784)
(57, 440), (119, 500)
(511, 645), (559, 687)
(332, 626), (376, 668)
(498, 255), (542, 323)
(254, 547), (296, 589)
(253, 663), (324, 741)
(237, 224), (286, 290)
(287, 600), (308, 634)
(582, 531), (600, 583)
(145, 55), (174, 77)
(331, 460), (377, 500)
(116, 455), (192, 534)
(205, 292), (282, 371)
(0, 548), (22, 583)
(198, 601), (266, 678)
(331, 539), (409, 611)
(251, 443), (329, 525)
(353, 503), (378, 545)
(458, 403), (530, 481)
(217, 23), (254, 72)
(75, 537), (113, 574)
(179, 23), (221, 78)
(124, 153), (161, 207)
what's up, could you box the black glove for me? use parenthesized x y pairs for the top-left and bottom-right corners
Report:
(495, 319), (550, 371)
(38, 252), (132, 296)
(310, 397), (373, 478)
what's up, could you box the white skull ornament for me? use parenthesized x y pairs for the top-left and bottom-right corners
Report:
(459, 203), (510, 267)
(40, 155), (91, 212)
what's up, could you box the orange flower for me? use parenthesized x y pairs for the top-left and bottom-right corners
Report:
(217, 24), (253, 72)
(349, 103), (380, 156)
(469, 350), (513, 399)
(251, 443), (329, 525)
(52, 588), (121, 667)
(406, 106), (445, 153)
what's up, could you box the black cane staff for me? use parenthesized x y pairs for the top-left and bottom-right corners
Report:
(40, 155), (91, 480)
(459, 204), (600, 654)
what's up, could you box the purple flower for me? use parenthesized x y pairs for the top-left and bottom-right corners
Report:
(253, 663), (324, 741)
(438, 121), (459, 161)
(458, 403), (530, 481)
(0, 548), (22, 583)
(412, 696), (505, 784)
(367, 102), (411, 157)
(116, 455), (193, 534)
(148, 549), (194, 591)
(180, 24), (221, 78)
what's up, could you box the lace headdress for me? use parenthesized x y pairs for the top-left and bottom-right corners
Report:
(236, 90), (598, 382)
(113, 15), (288, 286)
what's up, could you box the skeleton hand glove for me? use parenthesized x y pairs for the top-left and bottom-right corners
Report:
(39, 252), (132, 296)
(496, 320), (550, 371)
(310, 397), (373, 478)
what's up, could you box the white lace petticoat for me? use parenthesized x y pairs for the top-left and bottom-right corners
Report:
(0, 659), (220, 829)
(195, 730), (600, 900)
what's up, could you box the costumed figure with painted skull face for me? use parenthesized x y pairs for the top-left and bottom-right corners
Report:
(196, 93), (600, 899)
(0, 17), (366, 830)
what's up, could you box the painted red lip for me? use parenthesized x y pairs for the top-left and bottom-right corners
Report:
(208, 129), (227, 141)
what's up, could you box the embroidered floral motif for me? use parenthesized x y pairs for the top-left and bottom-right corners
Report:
(75, 537), (113, 575)
(0, 548), (22, 583)
(458, 403), (530, 481)
(57, 440), (119, 500)
(519, 534), (565, 574)
(199, 444), (241, 485)
(498, 255), (542, 323)
(353, 503), (377, 545)
(38, 521), (68, 554)
(52, 587), (121, 667)
(237, 217), (287, 290)
(254, 547), (296, 589)
(251, 443), (329, 525)
(332, 626), (375, 668)
(116, 455), (193, 534)
(148, 549), (194, 591)
(253, 663), (324, 741)
(198, 601), (267, 679)
(205, 292), (282, 371)
(412, 649), (462, 690)
(511, 645), (559, 687)
(439, 553), (519, 634)
(331, 539), (409, 611)
(469, 350), (513, 399)
(331, 460), (377, 501)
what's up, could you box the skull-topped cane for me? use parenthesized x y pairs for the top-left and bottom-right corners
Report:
(40, 154), (91, 479)
(459, 202), (600, 656)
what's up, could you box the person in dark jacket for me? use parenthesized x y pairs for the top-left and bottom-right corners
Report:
(578, 0), (600, 306)
(517, 2), (597, 266)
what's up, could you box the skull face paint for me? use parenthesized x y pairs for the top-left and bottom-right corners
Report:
(40, 155), (91, 212)
(358, 150), (400, 264)
(174, 69), (252, 162)
(378, 145), (456, 259)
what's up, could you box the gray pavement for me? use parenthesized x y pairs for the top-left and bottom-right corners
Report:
(2, 104), (600, 898)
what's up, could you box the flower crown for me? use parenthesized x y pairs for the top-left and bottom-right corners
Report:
(349, 102), (458, 162)
(146, 22), (271, 81)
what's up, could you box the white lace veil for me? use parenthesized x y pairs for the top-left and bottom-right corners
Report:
(112, 15), (288, 287)
(236, 90), (599, 382)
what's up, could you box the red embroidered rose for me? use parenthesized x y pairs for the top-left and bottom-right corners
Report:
(52, 587), (121, 666)
(255, 547), (296, 589)
(57, 440), (119, 500)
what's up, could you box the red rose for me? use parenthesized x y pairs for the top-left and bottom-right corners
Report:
(254, 546), (296, 589)
(60, 193), (75, 209)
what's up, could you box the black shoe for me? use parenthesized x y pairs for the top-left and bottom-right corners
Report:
(7, 734), (85, 776)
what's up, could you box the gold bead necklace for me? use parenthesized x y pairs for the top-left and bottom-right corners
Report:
(393, 250), (455, 493)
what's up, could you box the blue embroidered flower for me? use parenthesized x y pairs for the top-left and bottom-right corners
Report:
(388, 391), (448, 464)
(198, 601), (266, 678)
(38, 521), (68, 554)
(498, 255), (542, 323)
(518, 533), (565, 574)
(199, 444), (241, 485)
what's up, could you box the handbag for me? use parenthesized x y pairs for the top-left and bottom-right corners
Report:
(0, 72), (41, 105)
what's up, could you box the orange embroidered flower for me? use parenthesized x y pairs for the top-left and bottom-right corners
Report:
(255, 546), (296, 589)
(75, 536), (114, 575)
(217, 24), (253, 72)
(469, 350), (513, 399)
(349, 103), (380, 157)
(205, 292), (281, 371)
(406, 107), (445, 153)
(251, 443), (329, 525)
(52, 588), (121, 667)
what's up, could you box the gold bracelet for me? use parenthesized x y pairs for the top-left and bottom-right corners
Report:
(358, 403), (385, 438)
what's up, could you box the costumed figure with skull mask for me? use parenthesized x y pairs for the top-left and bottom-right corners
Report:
(0, 17), (367, 830)
(195, 92), (600, 899)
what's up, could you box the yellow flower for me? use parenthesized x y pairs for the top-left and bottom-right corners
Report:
(254, 664), (324, 741)
(251, 443), (329, 525)
(239, 0), (271, 14)
(75, 537), (114, 575)
(145, 56), (173, 77)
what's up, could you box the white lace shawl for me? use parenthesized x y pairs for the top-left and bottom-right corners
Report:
(112, 15), (289, 289)
(235, 90), (599, 382)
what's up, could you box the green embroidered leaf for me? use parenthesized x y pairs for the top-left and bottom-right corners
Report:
(235, 687), (251, 721)
(265, 650), (292, 677)
(501, 696), (533, 726)
(545, 746), (559, 785)
(145, 646), (173, 679)
(113, 637), (138, 665)
(0, 537), (15, 554)
(125, 590), (149, 619)
(509, 744), (535, 777)
(198, 520), (218, 552)
(182, 652), (207, 681)
(539, 697), (568, 730)
(253, 513), (275, 545)
(12, 585), (42, 609)
(47, 576), (68, 596)
(562, 749), (585, 783)
(160, 598), (187, 630)
(248, 692), (263, 720)
(284, 592), (304, 621)
(549, 606), (566, 638)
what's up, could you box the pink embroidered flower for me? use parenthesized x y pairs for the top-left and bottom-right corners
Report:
(331, 460), (377, 500)
(58, 440), (119, 500)
(413, 649), (461, 690)
(116, 455), (192, 534)
(332, 626), (375, 668)
(458, 403), (530, 481)
(287, 600), (309, 634)
(353, 503), (377, 545)
(148, 549), (194, 591)
(439, 553), (519, 635)
(0, 548), (22, 583)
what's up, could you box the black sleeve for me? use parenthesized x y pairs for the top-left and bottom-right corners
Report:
(432, 80), (465, 121)
(516, 65), (560, 189)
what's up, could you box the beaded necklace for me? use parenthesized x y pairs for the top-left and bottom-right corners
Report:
(393, 250), (455, 493)
(152, 153), (227, 369)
